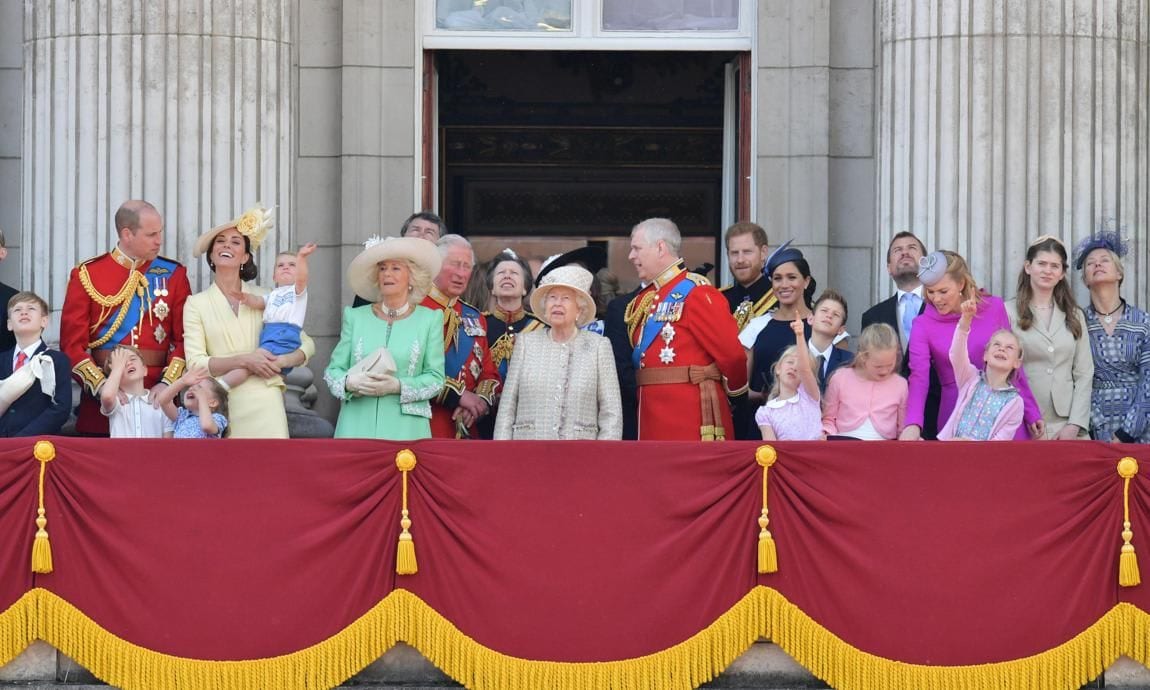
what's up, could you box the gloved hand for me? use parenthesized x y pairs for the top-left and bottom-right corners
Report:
(376, 374), (402, 396)
(346, 372), (400, 397)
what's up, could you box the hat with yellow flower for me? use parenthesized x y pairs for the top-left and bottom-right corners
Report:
(193, 204), (275, 257)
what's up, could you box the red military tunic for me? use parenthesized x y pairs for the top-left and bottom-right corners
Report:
(61, 247), (191, 434)
(627, 261), (748, 441)
(421, 287), (501, 439)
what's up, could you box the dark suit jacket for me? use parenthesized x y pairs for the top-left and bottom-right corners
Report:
(0, 343), (73, 437)
(816, 347), (854, 395)
(0, 281), (18, 354)
(861, 293), (940, 439)
(604, 288), (641, 440)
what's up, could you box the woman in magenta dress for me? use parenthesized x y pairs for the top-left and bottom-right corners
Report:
(899, 251), (1042, 441)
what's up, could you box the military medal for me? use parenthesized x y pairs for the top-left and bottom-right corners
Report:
(154, 324), (167, 343)
(152, 277), (170, 320)
(659, 323), (676, 364)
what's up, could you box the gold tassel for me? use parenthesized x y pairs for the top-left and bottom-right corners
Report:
(395, 449), (418, 575)
(31, 440), (56, 574)
(756, 445), (778, 574)
(1118, 457), (1140, 587)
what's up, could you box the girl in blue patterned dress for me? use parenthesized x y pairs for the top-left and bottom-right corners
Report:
(1076, 232), (1150, 443)
(156, 367), (230, 438)
(937, 299), (1024, 441)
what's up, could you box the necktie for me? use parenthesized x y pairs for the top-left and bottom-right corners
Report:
(901, 293), (921, 342)
(815, 354), (827, 382)
(14, 352), (27, 371)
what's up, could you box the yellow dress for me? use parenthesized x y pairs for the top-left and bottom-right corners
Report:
(183, 283), (315, 438)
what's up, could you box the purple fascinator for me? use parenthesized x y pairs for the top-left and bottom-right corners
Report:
(917, 251), (947, 287)
(1073, 228), (1129, 270)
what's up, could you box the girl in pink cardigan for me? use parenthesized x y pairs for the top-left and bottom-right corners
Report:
(822, 323), (907, 440)
(937, 299), (1025, 440)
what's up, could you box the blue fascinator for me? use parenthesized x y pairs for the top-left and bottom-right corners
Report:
(1073, 228), (1129, 270)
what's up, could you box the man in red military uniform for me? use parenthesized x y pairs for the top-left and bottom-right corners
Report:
(420, 234), (500, 438)
(625, 218), (747, 441)
(61, 200), (191, 435)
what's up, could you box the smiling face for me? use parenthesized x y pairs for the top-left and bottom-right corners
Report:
(727, 233), (767, 287)
(273, 254), (298, 287)
(543, 286), (580, 330)
(984, 330), (1023, 375)
(1024, 249), (1066, 292)
(434, 243), (474, 299)
(377, 259), (412, 302)
(210, 229), (250, 272)
(1082, 248), (1123, 289)
(6, 300), (48, 339)
(925, 274), (965, 315)
(491, 260), (527, 301)
(770, 261), (811, 308)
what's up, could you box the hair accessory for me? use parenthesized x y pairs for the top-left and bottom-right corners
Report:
(917, 251), (948, 286)
(502, 248), (519, 260)
(232, 205), (274, 250)
(761, 239), (793, 277)
(1074, 227), (1129, 270)
(764, 242), (804, 278)
(1029, 234), (1066, 250)
(363, 235), (384, 250)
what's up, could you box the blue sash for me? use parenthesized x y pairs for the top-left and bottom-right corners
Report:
(444, 303), (482, 377)
(632, 277), (698, 370)
(94, 256), (178, 349)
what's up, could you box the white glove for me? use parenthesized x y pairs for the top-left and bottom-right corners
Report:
(346, 372), (400, 397)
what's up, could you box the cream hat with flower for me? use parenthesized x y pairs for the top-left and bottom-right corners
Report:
(194, 205), (275, 257)
(348, 235), (443, 304)
(529, 264), (597, 328)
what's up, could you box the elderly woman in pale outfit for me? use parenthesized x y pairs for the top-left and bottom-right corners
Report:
(183, 206), (314, 438)
(494, 265), (622, 440)
(324, 236), (445, 440)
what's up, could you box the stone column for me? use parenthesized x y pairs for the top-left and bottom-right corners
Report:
(877, 0), (1149, 302)
(23, 0), (295, 311)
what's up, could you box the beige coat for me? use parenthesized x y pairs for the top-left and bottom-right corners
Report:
(1005, 299), (1093, 438)
(494, 329), (623, 440)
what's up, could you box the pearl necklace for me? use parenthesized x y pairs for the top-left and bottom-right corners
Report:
(377, 302), (410, 320)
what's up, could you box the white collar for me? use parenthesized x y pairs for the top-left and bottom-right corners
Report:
(808, 341), (834, 361)
(15, 341), (41, 360)
(765, 392), (801, 409)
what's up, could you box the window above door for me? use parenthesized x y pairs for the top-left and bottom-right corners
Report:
(427, 0), (752, 49)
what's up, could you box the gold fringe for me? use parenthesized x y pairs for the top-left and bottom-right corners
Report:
(1118, 457), (1140, 587)
(31, 441), (56, 574)
(3, 587), (1150, 690)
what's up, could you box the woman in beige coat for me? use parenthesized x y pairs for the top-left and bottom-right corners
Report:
(1005, 236), (1093, 439)
(494, 265), (622, 440)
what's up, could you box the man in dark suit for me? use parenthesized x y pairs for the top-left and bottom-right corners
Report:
(860, 231), (940, 439)
(0, 229), (20, 354)
(604, 285), (641, 440)
(0, 292), (72, 437)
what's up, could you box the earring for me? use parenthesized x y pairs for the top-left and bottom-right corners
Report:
(408, 285), (414, 292)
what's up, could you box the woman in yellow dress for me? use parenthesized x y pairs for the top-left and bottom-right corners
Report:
(183, 206), (314, 438)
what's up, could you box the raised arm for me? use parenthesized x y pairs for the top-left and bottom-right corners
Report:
(294, 243), (317, 295)
(791, 318), (820, 402)
(949, 299), (979, 389)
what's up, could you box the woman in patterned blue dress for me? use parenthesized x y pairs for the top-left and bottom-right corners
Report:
(1076, 232), (1150, 443)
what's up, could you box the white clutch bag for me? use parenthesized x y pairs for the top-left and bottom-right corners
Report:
(347, 347), (397, 378)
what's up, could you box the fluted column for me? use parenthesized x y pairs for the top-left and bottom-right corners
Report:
(23, 0), (294, 309)
(877, 0), (1149, 302)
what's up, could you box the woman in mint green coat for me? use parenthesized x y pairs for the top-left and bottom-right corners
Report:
(325, 236), (445, 440)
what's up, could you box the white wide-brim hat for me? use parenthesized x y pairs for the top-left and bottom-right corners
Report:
(348, 235), (443, 304)
(529, 264), (597, 328)
(194, 205), (274, 258)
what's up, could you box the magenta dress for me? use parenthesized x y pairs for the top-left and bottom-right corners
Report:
(905, 293), (1040, 440)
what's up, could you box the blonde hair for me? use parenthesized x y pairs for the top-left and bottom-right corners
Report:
(767, 345), (819, 400)
(938, 250), (981, 303)
(985, 328), (1024, 384)
(851, 323), (901, 373)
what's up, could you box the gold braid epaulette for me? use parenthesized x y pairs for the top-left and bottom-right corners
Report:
(79, 265), (149, 349)
(624, 290), (658, 342)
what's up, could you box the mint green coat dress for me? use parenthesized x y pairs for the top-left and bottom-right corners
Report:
(324, 305), (445, 440)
